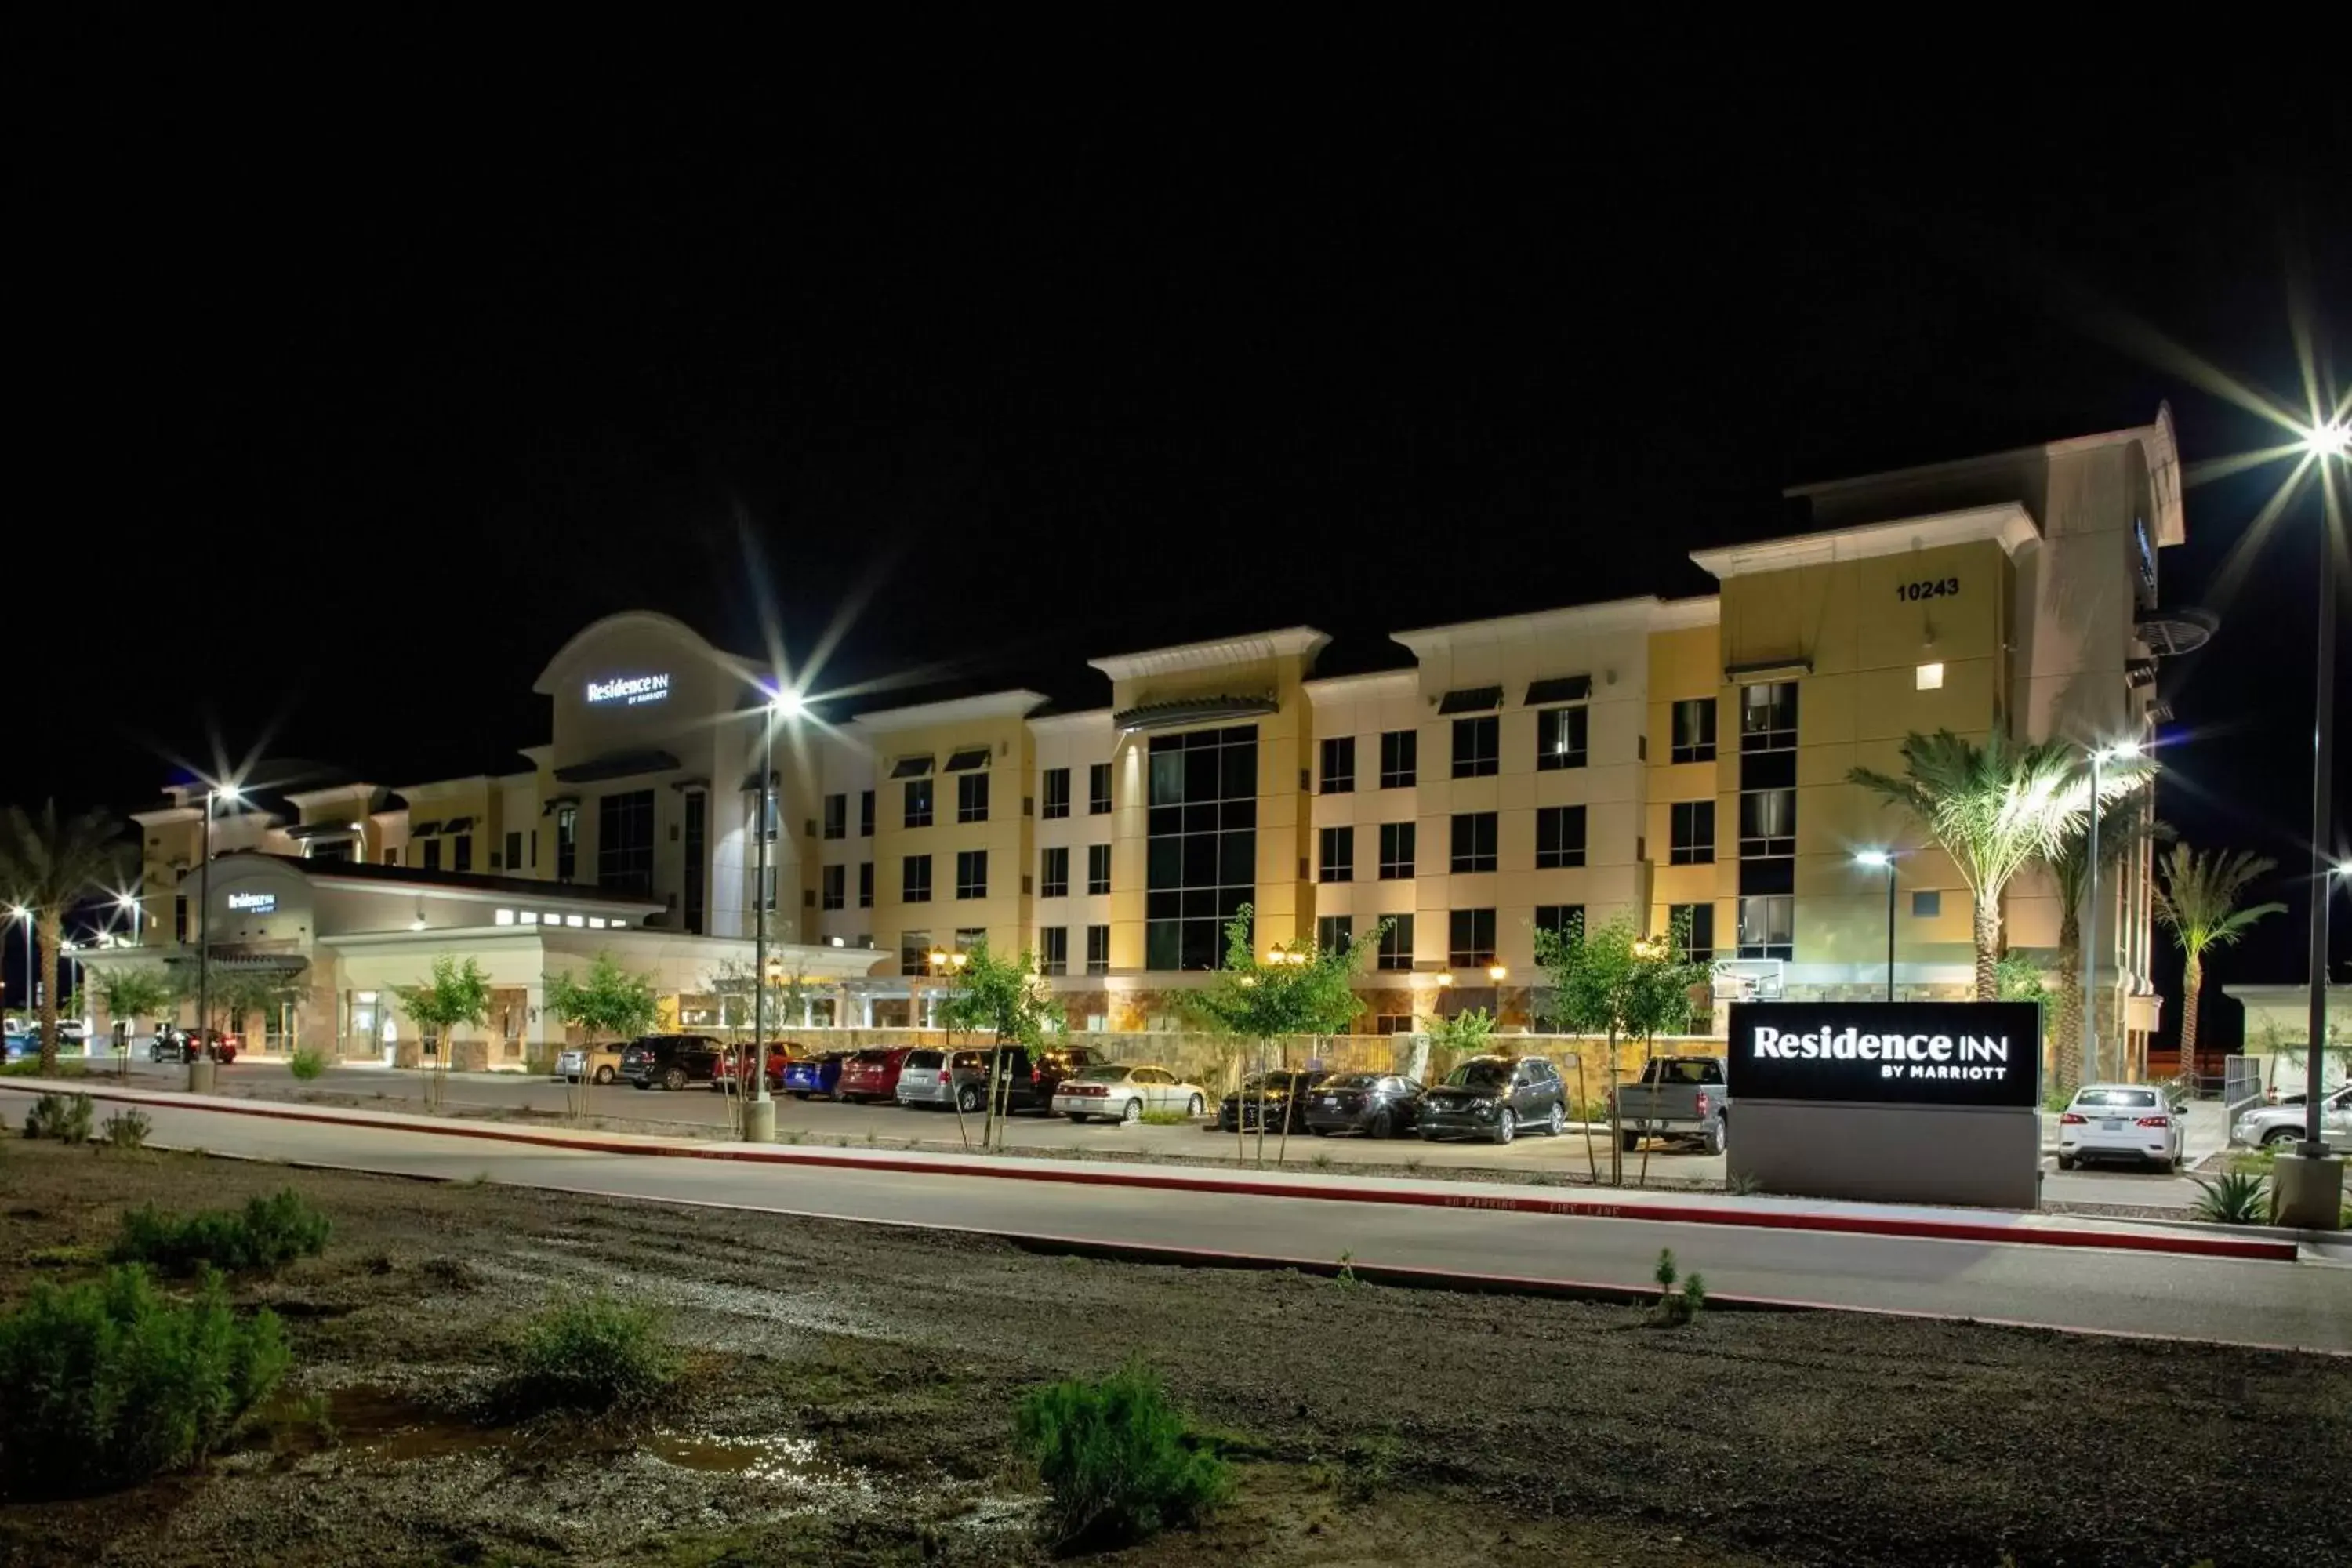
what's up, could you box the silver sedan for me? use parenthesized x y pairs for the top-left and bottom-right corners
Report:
(1051, 1063), (1206, 1124)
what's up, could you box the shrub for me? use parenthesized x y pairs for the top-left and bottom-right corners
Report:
(499, 1295), (680, 1415)
(22, 1092), (95, 1142)
(1651, 1247), (1706, 1326)
(1012, 1359), (1231, 1548)
(2, 1060), (95, 1079)
(100, 1109), (152, 1151)
(1138, 1109), (1192, 1127)
(0, 1265), (289, 1498)
(112, 1189), (332, 1274)
(2190, 1170), (2274, 1226)
(1327, 1429), (1398, 1503)
(286, 1048), (328, 1082)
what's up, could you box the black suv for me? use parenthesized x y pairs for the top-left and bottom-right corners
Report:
(1416, 1054), (1568, 1144)
(620, 1033), (725, 1091)
(956, 1044), (1102, 1114)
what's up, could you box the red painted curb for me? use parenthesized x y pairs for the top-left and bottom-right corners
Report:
(10, 1081), (2298, 1263)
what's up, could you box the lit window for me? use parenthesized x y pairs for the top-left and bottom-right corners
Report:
(565, 914), (585, 928)
(494, 909), (515, 925)
(588, 916), (608, 929)
(1915, 662), (1944, 691)
(517, 911), (539, 925)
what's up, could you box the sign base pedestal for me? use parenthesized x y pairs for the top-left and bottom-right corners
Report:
(741, 1098), (775, 1145)
(187, 1060), (217, 1094)
(2272, 1153), (2346, 1230)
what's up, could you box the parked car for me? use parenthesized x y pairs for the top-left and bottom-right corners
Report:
(895, 1047), (981, 1111)
(2231, 1083), (2352, 1152)
(1217, 1069), (1328, 1134)
(555, 1043), (626, 1084)
(782, 1049), (849, 1100)
(619, 1033), (725, 1091)
(149, 1027), (240, 1065)
(2, 1029), (36, 1061)
(1302, 1072), (1424, 1138)
(1417, 1055), (1567, 1145)
(2058, 1083), (2185, 1170)
(1052, 1063), (1207, 1123)
(837, 1047), (913, 1103)
(1612, 1054), (1730, 1155)
(709, 1042), (789, 1093)
(897, 1044), (1102, 1114)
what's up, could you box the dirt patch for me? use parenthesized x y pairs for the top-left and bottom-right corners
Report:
(1, 1138), (2343, 1566)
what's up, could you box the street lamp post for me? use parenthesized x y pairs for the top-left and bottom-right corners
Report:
(748, 688), (805, 1143)
(7, 905), (28, 1018)
(194, 784), (241, 1076)
(2082, 741), (2141, 1086)
(2299, 420), (2346, 1162)
(1854, 851), (1896, 1001)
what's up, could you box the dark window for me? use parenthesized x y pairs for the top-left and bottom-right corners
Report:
(859, 790), (875, 837)
(1145, 725), (1255, 970)
(504, 829), (522, 870)
(1737, 894), (1794, 959)
(1040, 846), (1070, 898)
(452, 834), (472, 873)
(1672, 902), (1715, 962)
(903, 778), (933, 829)
(556, 808), (579, 883)
(1042, 768), (1070, 819)
(1040, 927), (1069, 975)
(822, 864), (846, 909)
(1739, 788), (1795, 856)
(1450, 811), (1497, 873)
(858, 861), (873, 909)
(595, 790), (654, 893)
(681, 793), (706, 934)
(1085, 924), (1110, 975)
(1378, 821), (1416, 879)
(1670, 800), (1715, 865)
(423, 837), (441, 871)
(945, 746), (990, 773)
(1317, 914), (1352, 953)
(1534, 904), (1584, 941)
(1379, 729), (1417, 789)
(1319, 736), (1356, 794)
(1740, 682), (1798, 753)
(823, 793), (847, 839)
(1535, 805), (1587, 869)
(1087, 843), (1112, 896)
(1537, 706), (1588, 771)
(1377, 914), (1415, 971)
(1671, 699), (1717, 764)
(174, 895), (188, 942)
(1912, 889), (1942, 919)
(956, 772), (989, 824)
(899, 930), (932, 974)
(1448, 908), (1497, 967)
(902, 855), (933, 903)
(1318, 825), (1354, 883)
(1088, 762), (1112, 815)
(529, 829), (537, 869)
(1451, 715), (1498, 778)
(1740, 856), (1795, 895)
(956, 849), (988, 900)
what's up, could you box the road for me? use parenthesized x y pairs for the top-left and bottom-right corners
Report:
(96, 1058), (2227, 1207)
(8, 1084), (2343, 1352)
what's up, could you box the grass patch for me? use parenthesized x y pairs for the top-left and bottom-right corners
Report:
(1138, 1109), (1192, 1127)
(497, 1295), (681, 1415)
(0, 1060), (96, 1079)
(21, 1091), (95, 1142)
(0, 1264), (289, 1499)
(1320, 1428), (1399, 1503)
(111, 1188), (332, 1275)
(286, 1047), (329, 1081)
(28, 1242), (103, 1268)
(1013, 1359), (1231, 1550)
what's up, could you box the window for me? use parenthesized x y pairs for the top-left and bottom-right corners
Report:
(385, 848), (400, 865)
(1534, 904), (1584, 942)
(858, 861), (873, 908)
(504, 829), (522, 870)
(1739, 789), (1796, 856)
(1378, 821), (1416, 879)
(1319, 736), (1356, 794)
(452, 834), (473, 873)
(1318, 825), (1354, 883)
(1915, 662), (1945, 691)
(1672, 902), (1715, 962)
(1317, 914), (1352, 953)
(957, 771), (989, 824)
(1740, 681), (1798, 752)
(1737, 894), (1794, 959)
(597, 790), (655, 893)
(1669, 800), (1715, 865)
(823, 793), (848, 839)
(557, 808), (580, 879)
(1040, 846), (1069, 898)
(1375, 914), (1415, 971)
(422, 836), (441, 871)
(1534, 805), (1586, 869)
(956, 849), (988, 899)
(903, 778), (933, 829)
(1087, 843), (1112, 896)
(1085, 924), (1110, 975)
(1040, 927), (1069, 975)
(1374, 1015), (1414, 1036)
(1448, 908), (1497, 967)
(902, 855), (933, 903)
(528, 829), (537, 869)
(899, 930), (932, 974)
(1537, 706), (1588, 771)
(1671, 699), (1716, 764)
(1451, 715), (1498, 778)
(1911, 889), (1942, 919)
(859, 790), (875, 837)
(1088, 762), (1112, 815)
(955, 927), (985, 953)
(1379, 729), (1417, 789)
(1042, 768), (1070, 819)
(1145, 726), (1254, 968)
(757, 864), (777, 912)
(822, 864), (846, 909)
(1450, 811), (1497, 873)
(174, 895), (188, 942)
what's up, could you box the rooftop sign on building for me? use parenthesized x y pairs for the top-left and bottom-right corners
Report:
(585, 673), (670, 707)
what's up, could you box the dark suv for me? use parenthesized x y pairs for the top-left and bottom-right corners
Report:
(1417, 1054), (1568, 1144)
(620, 1033), (725, 1091)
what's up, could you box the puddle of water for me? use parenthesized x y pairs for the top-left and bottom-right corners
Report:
(646, 1429), (836, 1483)
(325, 1385), (503, 1463)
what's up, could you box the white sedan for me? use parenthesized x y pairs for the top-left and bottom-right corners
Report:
(2056, 1084), (2183, 1171)
(1052, 1064), (1206, 1124)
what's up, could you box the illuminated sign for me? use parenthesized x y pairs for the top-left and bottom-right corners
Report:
(1726, 1001), (2041, 1109)
(586, 673), (670, 707)
(227, 891), (277, 915)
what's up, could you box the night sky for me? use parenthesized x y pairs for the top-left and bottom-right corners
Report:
(14, 85), (2350, 1033)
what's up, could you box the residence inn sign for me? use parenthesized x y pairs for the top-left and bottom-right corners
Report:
(585, 673), (671, 706)
(1727, 1001), (2042, 1109)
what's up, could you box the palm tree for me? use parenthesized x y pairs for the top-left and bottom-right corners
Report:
(2046, 797), (2167, 1089)
(2154, 845), (2285, 1087)
(1850, 731), (2140, 1000)
(0, 802), (129, 1073)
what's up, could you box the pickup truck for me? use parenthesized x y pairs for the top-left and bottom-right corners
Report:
(1612, 1054), (1730, 1155)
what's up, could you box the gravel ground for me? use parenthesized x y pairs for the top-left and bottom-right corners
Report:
(1, 1138), (2343, 1566)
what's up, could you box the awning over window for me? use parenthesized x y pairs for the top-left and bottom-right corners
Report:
(1724, 659), (1810, 684)
(943, 747), (992, 772)
(1110, 695), (1278, 732)
(552, 749), (681, 784)
(737, 771), (775, 793)
(889, 755), (934, 778)
(541, 795), (580, 815)
(284, 822), (363, 840)
(408, 820), (443, 837)
(439, 816), (474, 834)
(1523, 674), (1591, 706)
(1436, 685), (1504, 715)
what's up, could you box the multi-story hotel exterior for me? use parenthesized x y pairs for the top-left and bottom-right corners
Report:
(92, 408), (2196, 1067)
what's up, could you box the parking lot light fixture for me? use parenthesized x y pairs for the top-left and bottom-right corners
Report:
(1853, 850), (1897, 1000)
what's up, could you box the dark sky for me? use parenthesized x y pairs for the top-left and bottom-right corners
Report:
(14, 83), (2350, 1025)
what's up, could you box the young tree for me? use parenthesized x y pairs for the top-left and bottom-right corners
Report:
(93, 964), (177, 1062)
(0, 801), (129, 1073)
(2043, 797), (2165, 1091)
(392, 956), (495, 1062)
(542, 951), (660, 1047)
(1536, 911), (1711, 1186)
(1849, 731), (2143, 999)
(939, 939), (1065, 1149)
(2154, 845), (2285, 1088)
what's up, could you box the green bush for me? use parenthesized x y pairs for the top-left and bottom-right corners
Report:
(499, 1295), (681, 1415)
(1, 1059), (96, 1079)
(100, 1109), (152, 1151)
(0, 1265), (289, 1498)
(1138, 1109), (1193, 1126)
(1012, 1359), (1231, 1548)
(2190, 1170), (2274, 1226)
(286, 1048), (328, 1082)
(22, 1091), (95, 1142)
(112, 1189), (332, 1274)
(1652, 1247), (1707, 1326)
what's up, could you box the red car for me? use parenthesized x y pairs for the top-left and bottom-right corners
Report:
(708, 1042), (789, 1093)
(837, 1047), (913, 1104)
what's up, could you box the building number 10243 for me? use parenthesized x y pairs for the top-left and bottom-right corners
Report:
(1896, 577), (1959, 601)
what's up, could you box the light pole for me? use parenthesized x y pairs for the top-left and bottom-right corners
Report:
(749, 688), (804, 1142)
(6, 904), (28, 1018)
(2079, 740), (2140, 1086)
(2297, 419), (2347, 1164)
(195, 783), (241, 1069)
(1486, 962), (1508, 1023)
(1854, 851), (1897, 1000)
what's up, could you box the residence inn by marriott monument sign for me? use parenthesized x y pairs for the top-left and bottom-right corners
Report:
(1726, 1001), (2042, 1208)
